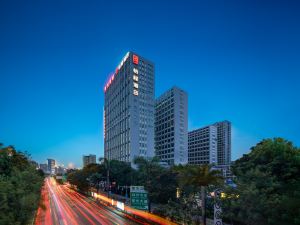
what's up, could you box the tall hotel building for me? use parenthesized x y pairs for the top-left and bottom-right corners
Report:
(214, 121), (231, 165)
(188, 125), (217, 165)
(103, 52), (155, 164)
(155, 87), (188, 165)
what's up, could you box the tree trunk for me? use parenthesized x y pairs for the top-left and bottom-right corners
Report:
(201, 186), (206, 225)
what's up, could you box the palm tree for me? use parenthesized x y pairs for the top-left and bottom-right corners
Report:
(177, 165), (223, 225)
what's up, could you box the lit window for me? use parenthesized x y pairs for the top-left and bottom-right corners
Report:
(133, 68), (138, 74)
(133, 75), (139, 81)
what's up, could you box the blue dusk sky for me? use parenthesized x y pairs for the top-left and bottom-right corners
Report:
(0, 0), (299, 168)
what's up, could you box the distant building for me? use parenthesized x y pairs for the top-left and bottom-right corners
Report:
(104, 52), (155, 164)
(83, 154), (96, 167)
(188, 125), (218, 165)
(39, 163), (48, 174)
(55, 166), (66, 175)
(155, 87), (188, 165)
(213, 121), (231, 165)
(47, 159), (55, 175)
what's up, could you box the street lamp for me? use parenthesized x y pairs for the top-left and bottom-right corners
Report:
(176, 187), (181, 199)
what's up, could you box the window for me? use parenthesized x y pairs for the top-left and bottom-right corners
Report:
(133, 75), (139, 82)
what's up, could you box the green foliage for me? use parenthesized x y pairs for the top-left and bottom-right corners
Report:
(67, 163), (102, 192)
(0, 144), (44, 225)
(67, 161), (133, 192)
(134, 156), (178, 204)
(175, 164), (223, 189)
(109, 160), (133, 186)
(174, 164), (223, 225)
(222, 138), (300, 225)
(153, 199), (196, 224)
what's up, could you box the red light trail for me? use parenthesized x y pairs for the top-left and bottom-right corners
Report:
(35, 178), (141, 225)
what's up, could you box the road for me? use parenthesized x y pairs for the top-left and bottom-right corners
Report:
(35, 177), (141, 225)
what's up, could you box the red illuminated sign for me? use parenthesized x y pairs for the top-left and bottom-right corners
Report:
(104, 52), (130, 93)
(133, 55), (139, 64)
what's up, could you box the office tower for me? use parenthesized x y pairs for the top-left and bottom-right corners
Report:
(213, 121), (231, 165)
(83, 154), (96, 167)
(155, 87), (188, 165)
(188, 125), (217, 165)
(104, 52), (155, 164)
(47, 159), (55, 175)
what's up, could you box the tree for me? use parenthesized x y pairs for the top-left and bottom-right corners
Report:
(67, 163), (103, 193)
(176, 164), (223, 225)
(89, 173), (103, 192)
(98, 157), (111, 196)
(222, 138), (300, 225)
(0, 143), (44, 225)
(150, 168), (178, 204)
(109, 160), (133, 186)
(133, 156), (167, 211)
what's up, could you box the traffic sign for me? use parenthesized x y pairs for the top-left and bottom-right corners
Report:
(130, 186), (148, 210)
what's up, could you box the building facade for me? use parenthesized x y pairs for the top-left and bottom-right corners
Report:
(104, 52), (155, 164)
(55, 166), (67, 175)
(39, 163), (48, 174)
(47, 159), (55, 175)
(83, 154), (96, 167)
(212, 165), (234, 179)
(213, 121), (231, 165)
(155, 87), (188, 165)
(188, 125), (217, 165)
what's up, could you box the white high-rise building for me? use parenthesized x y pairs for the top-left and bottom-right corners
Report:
(155, 87), (188, 165)
(188, 125), (217, 165)
(213, 121), (231, 165)
(104, 52), (155, 164)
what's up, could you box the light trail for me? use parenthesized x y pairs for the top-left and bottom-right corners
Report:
(35, 177), (139, 225)
(91, 192), (178, 225)
(46, 179), (66, 225)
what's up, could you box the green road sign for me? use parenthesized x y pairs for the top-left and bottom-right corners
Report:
(130, 186), (148, 210)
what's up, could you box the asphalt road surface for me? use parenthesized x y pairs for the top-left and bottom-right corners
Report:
(35, 177), (142, 225)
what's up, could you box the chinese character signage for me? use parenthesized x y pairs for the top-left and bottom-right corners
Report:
(133, 67), (139, 96)
(130, 186), (148, 210)
(133, 54), (139, 64)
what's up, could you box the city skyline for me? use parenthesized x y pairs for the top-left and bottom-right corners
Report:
(1, 1), (300, 167)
